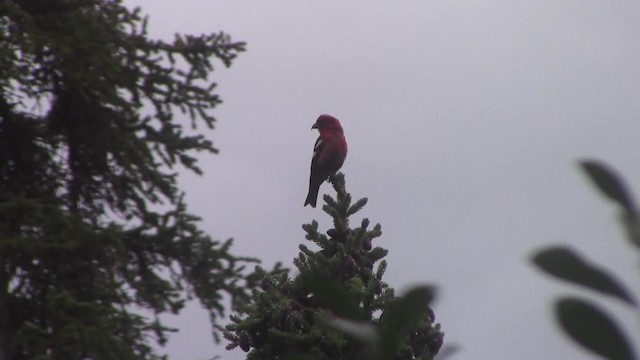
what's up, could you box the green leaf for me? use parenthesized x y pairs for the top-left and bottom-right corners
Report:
(579, 160), (640, 253)
(301, 271), (361, 319)
(579, 160), (636, 215)
(532, 246), (636, 306)
(379, 286), (437, 359)
(324, 317), (378, 344)
(556, 297), (635, 360)
(620, 213), (640, 249)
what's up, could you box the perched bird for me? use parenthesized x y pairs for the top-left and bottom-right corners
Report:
(304, 114), (348, 207)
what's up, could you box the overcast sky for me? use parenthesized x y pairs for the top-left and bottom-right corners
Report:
(125, 1), (640, 359)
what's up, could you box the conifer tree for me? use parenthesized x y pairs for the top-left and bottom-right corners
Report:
(225, 174), (443, 360)
(0, 1), (252, 359)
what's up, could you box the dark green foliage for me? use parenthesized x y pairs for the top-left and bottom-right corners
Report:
(579, 160), (636, 216)
(555, 298), (635, 360)
(532, 246), (636, 306)
(532, 159), (639, 359)
(579, 160), (640, 247)
(224, 174), (443, 360)
(0, 1), (252, 359)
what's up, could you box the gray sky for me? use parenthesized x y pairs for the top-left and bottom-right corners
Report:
(127, 1), (640, 359)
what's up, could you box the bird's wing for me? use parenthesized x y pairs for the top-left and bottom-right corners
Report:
(310, 136), (323, 170)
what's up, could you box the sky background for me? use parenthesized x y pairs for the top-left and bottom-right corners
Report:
(125, 1), (640, 359)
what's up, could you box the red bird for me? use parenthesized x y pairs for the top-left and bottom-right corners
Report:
(304, 114), (348, 207)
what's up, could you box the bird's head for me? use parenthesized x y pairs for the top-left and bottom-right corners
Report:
(312, 114), (343, 133)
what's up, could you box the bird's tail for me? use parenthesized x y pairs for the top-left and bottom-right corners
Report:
(304, 181), (321, 207)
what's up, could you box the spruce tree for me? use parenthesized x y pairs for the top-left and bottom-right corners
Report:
(225, 174), (443, 360)
(0, 1), (252, 359)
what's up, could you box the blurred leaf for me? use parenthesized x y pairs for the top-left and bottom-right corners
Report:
(301, 271), (361, 319)
(579, 160), (636, 215)
(532, 246), (636, 306)
(379, 286), (437, 359)
(556, 297), (635, 360)
(324, 317), (378, 344)
(620, 212), (640, 249)
(580, 160), (640, 247)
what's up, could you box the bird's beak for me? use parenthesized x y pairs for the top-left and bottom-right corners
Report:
(311, 123), (318, 130)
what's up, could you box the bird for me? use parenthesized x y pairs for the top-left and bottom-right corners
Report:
(304, 114), (348, 207)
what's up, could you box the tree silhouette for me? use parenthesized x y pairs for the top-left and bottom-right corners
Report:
(0, 1), (252, 358)
(225, 174), (443, 360)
